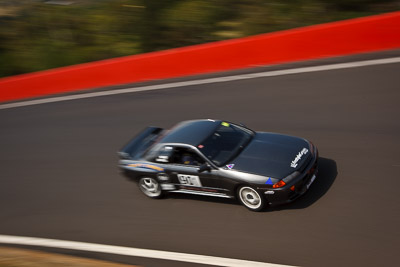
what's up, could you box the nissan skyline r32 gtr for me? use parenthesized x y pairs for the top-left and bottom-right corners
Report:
(118, 119), (318, 211)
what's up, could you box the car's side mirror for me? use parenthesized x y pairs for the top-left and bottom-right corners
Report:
(198, 163), (211, 173)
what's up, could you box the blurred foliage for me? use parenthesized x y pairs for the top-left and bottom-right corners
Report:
(0, 0), (398, 77)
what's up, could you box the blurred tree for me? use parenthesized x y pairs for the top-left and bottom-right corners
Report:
(0, 0), (398, 77)
(160, 1), (220, 48)
(140, 0), (180, 52)
(329, 0), (395, 11)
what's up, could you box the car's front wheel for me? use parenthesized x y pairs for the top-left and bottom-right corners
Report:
(237, 186), (265, 211)
(138, 177), (162, 198)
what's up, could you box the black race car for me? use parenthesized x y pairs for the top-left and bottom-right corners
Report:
(118, 119), (318, 211)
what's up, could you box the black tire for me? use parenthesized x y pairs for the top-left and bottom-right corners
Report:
(237, 186), (265, 211)
(138, 177), (162, 199)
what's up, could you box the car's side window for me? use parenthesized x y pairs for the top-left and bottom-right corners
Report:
(148, 145), (205, 166)
(152, 145), (174, 163)
(171, 148), (205, 166)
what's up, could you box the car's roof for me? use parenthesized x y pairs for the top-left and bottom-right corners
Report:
(159, 119), (221, 146)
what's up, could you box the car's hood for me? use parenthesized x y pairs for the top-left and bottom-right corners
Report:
(229, 132), (311, 178)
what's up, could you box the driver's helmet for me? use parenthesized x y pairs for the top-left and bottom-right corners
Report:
(182, 153), (195, 165)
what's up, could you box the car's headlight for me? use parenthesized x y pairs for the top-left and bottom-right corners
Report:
(272, 171), (300, 189)
(272, 180), (286, 188)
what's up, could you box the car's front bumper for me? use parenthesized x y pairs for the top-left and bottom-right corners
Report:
(258, 150), (319, 206)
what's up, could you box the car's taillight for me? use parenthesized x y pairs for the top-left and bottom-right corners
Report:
(273, 180), (286, 188)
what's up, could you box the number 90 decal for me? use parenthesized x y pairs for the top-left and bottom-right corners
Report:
(177, 174), (202, 187)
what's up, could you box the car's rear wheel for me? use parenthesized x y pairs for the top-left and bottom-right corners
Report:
(138, 177), (162, 198)
(237, 186), (265, 211)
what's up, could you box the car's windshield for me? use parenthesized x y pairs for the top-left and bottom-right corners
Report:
(197, 122), (254, 167)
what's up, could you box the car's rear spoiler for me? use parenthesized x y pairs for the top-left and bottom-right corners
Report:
(118, 126), (164, 159)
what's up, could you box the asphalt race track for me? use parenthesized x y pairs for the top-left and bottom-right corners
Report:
(1, 51), (399, 267)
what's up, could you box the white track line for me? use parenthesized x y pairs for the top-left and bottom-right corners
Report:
(0, 235), (294, 267)
(1, 56), (400, 110)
